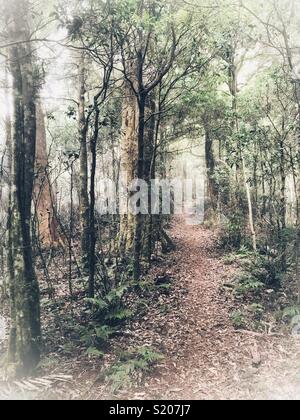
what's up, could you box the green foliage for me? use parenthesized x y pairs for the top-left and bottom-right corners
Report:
(137, 279), (154, 293)
(105, 285), (130, 303)
(230, 311), (245, 329)
(85, 297), (109, 312)
(85, 284), (132, 325)
(60, 342), (77, 356)
(86, 347), (105, 359)
(223, 253), (239, 265)
(228, 243), (286, 297)
(220, 211), (245, 250)
(249, 252), (284, 288)
(282, 306), (300, 320)
(107, 347), (164, 393)
(223, 246), (255, 265)
(107, 361), (134, 392)
(135, 347), (164, 364)
(105, 308), (133, 322)
(156, 283), (171, 293)
(76, 284), (134, 356)
(94, 325), (114, 341)
(248, 303), (264, 317)
(234, 275), (264, 296)
(77, 323), (115, 349)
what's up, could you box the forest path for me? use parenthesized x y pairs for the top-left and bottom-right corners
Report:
(0, 218), (299, 400)
(104, 218), (300, 400)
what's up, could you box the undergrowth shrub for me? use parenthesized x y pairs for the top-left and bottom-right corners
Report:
(230, 311), (245, 329)
(85, 284), (133, 326)
(219, 211), (245, 250)
(226, 237), (297, 332)
(76, 284), (134, 356)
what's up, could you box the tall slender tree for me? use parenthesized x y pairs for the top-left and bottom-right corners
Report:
(78, 52), (90, 273)
(5, 0), (41, 376)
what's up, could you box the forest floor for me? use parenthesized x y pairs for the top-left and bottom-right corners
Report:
(0, 217), (300, 400)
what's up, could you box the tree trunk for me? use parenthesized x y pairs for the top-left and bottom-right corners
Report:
(6, 0), (41, 377)
(228, 46), (256, 250)
(88, 105), (100, 298)
(119, 64), (139, 255)
(143, 94), (156, 263)
(241, 155), (257, 251)
(33, 101), (60, 246)
(1, 64), (12, 298)
(204, 124), (218, 215)
(78, 53), (90, 272)
(133, 93), (146, 280)
(279, 138), (287, 271)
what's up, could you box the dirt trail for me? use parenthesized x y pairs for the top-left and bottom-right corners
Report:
(1, 218), (299, 400)
(108, 218), (300, 400)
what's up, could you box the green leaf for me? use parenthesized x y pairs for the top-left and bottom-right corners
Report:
(85, 297), (109, 311)
(86, 347), (104, 358)
(282, 306), (300, 320)
(95, 325), (114, 340)
(105, 308), (133, 321)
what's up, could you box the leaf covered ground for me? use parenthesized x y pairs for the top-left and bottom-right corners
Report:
(0, 219), (299, 400)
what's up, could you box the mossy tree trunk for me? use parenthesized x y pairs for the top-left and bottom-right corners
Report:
(6, 0), (41, 377)
(0, 64), (13, 298)
(204, 122), (218, 215)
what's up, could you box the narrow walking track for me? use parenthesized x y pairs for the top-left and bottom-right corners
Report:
(1, 219), (299, 400)
(104, 219), (300, 400)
